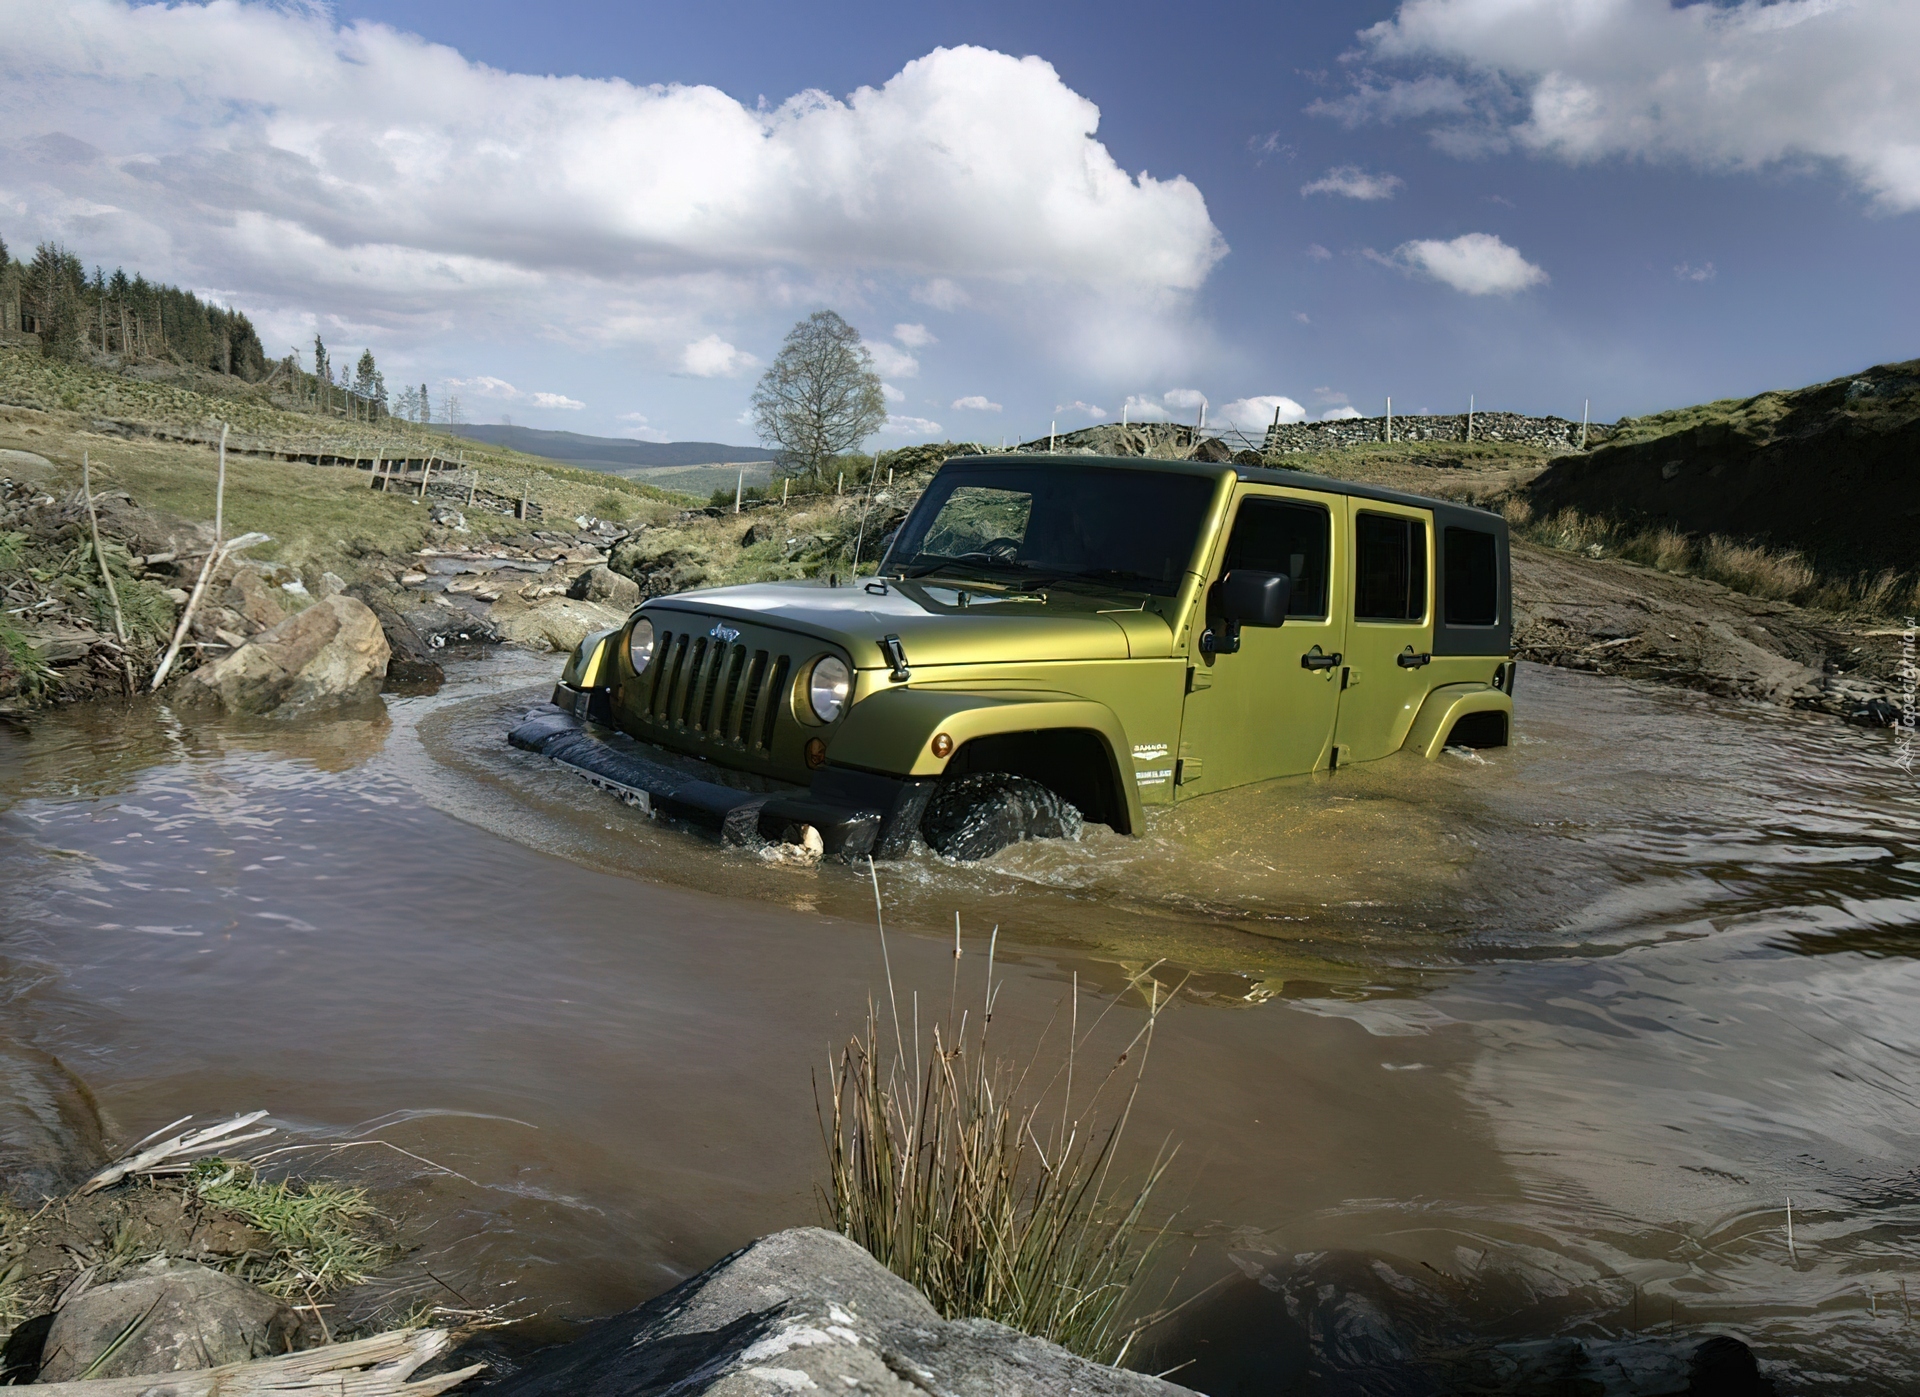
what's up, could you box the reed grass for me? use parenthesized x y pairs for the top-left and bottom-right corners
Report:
(1503, 499), (1920, 617)
(818, 903), (1177, 1367)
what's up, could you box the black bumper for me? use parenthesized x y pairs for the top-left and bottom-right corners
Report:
(510, 695), (934, 859)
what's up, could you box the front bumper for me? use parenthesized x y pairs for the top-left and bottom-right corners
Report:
(510, 689), (935, 859)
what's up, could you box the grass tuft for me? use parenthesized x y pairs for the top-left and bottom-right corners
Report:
(819, 933), (1176, 1367)
(1504, 501), (1920, 617)
(190, 1159), (388, 1298)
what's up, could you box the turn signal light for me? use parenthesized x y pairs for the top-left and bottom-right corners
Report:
(931, 733), (953, 758)
(804, 737), (827, 769)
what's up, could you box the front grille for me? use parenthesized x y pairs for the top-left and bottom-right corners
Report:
(636, 623), (792, 754)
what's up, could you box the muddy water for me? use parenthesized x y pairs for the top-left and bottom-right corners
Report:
(3, 653), (1917, 1392)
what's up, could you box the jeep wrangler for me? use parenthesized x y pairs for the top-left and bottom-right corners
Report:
(509, 453), (1514, 861)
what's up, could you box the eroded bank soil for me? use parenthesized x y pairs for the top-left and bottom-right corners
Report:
(1511, 539), (1903, 713)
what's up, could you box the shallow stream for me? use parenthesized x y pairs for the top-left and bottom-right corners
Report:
(3, 653), (1917, 1392)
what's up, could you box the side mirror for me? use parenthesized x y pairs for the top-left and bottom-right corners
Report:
(1202, 570), (1290, 655)
(1221, 570), (1290, 628)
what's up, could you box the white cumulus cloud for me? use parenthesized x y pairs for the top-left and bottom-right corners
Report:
(881, 382), (906, 402)
(951, 395), (1002, 411)
(1123, 394), (1171, 421)
(880, 415), (943, 436)
(1337, 0), (1920, 212)
(1163, 388), (1208, 411)
(445, 375), (583, 409)
(1219, 396), (1307, 430)
(894, 322), (936, 347)
(1301, 166), (1404, 200)
(1055, 400), (1108, 419)
(0, 8), (1227, 367)
(1382, 232), (1547, 295)
(867, 342), (920, 378)
(617, 412), (670, 442)
(1322, 405), (1365, 420)
(680, 335), (756, 377)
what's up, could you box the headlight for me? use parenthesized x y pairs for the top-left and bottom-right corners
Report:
(808, 656), (850, 724)
(627, 617), (655, 672)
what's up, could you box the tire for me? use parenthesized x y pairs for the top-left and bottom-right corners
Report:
(920, 772), (1084, 861)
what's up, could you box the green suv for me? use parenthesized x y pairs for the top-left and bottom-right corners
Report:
(509, 453), (1514, 860)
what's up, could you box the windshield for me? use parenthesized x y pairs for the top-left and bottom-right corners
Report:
(882, 463), (1217, 597)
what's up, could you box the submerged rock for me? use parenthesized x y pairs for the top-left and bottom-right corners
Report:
(178, 595), (389, 716)
(491, 1227), (1193, 1397)
(0, 1035), (106, 1206)
(35, 1259), (295, 1382)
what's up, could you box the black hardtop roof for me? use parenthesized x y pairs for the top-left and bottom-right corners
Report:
(944, 451), (1504, 522)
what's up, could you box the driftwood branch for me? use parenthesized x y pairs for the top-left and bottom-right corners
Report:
(26, 1326), (483, 1395)
(80, 1111), (276, 1194)
(148, 530), (271, 691)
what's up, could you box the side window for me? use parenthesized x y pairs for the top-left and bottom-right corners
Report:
(1223, 498), (1330, 618)
(1354, 512), (1427, 622)
(1443, 527), (1499, 626)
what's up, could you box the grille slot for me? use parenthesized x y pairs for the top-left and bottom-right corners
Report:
(628, 618), (792, 760)
(758, 655), (790, 750)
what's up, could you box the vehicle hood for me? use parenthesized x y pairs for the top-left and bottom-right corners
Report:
(643, 578), (1178, 668)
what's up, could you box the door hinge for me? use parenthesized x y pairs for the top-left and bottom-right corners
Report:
(1175, 753), (1203, 785)
(1186, 665), (1213, 692)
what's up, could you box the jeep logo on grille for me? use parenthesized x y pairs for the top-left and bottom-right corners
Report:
(708, 621), (741, 644)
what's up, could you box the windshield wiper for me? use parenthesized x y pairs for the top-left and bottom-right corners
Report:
(1002, 566), (1164, 594)
(897, 557), (1014, 582)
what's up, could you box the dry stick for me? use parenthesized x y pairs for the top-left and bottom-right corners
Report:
(868, 856), (906, 1065)
(1786, 1195), (1798, 1264)
(81, 453), (127, 643)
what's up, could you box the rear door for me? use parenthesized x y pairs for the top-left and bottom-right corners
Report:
(1176, 485), (1346, 793)
(1333, 501), (1435, 762)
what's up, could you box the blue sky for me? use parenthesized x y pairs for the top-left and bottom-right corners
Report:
(3, 0), (1915, 444)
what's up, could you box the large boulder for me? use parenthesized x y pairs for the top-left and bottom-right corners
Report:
(609, 534), (713, 598)
(222, 565), (290, 633)
(570, 564), (640, 611)
(179, 594), (388, 716)
(35, 1259), (295, 1382)
(490, 1227), (1194, 1397)
(492, 596), (627, 653)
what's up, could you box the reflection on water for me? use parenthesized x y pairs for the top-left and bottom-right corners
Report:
(1, 657), (1917, 1392)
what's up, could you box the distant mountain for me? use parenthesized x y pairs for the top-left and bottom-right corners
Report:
(446, 422), (773, 471)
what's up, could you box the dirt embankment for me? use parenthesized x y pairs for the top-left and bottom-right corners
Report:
(1510, 541), (1903, 714)
(1526, 359), (1920, 575)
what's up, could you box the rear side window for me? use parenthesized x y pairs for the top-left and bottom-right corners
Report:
(1443, 527), (1499, 626)
(1222, 498), (1331, 618)
(1354, 512), (1427, 622)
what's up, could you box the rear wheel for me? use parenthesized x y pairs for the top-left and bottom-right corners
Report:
(920, 772), (1084, 861)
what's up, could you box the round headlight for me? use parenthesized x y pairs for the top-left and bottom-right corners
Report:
(808, 656), (851, 724)
(627, 617), (656, 672)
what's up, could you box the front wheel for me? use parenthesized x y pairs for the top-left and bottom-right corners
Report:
(920, 772), (1084, 861)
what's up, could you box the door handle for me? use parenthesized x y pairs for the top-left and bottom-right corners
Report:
(1301, 647), (1341, 671)
(1397, 647), (1432, 668)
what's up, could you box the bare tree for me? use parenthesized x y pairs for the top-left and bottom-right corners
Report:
(751, 311), (886, 477)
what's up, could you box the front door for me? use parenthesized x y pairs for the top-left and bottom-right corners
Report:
(1333, 500), (1435, 762)
(1175, 486), (1346, 794)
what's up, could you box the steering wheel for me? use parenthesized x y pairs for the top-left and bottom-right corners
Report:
(958, 537), (1023, 564)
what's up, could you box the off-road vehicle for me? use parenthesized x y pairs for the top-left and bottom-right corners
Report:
(509, 453), (1514, 860)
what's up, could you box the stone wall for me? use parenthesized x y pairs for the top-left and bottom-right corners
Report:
(1263, 411), (1612, 455)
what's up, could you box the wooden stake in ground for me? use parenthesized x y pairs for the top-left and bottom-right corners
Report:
(463, 452), (474, 506)
(208, 423), (228, 543)
(81, 452), (128, 643)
